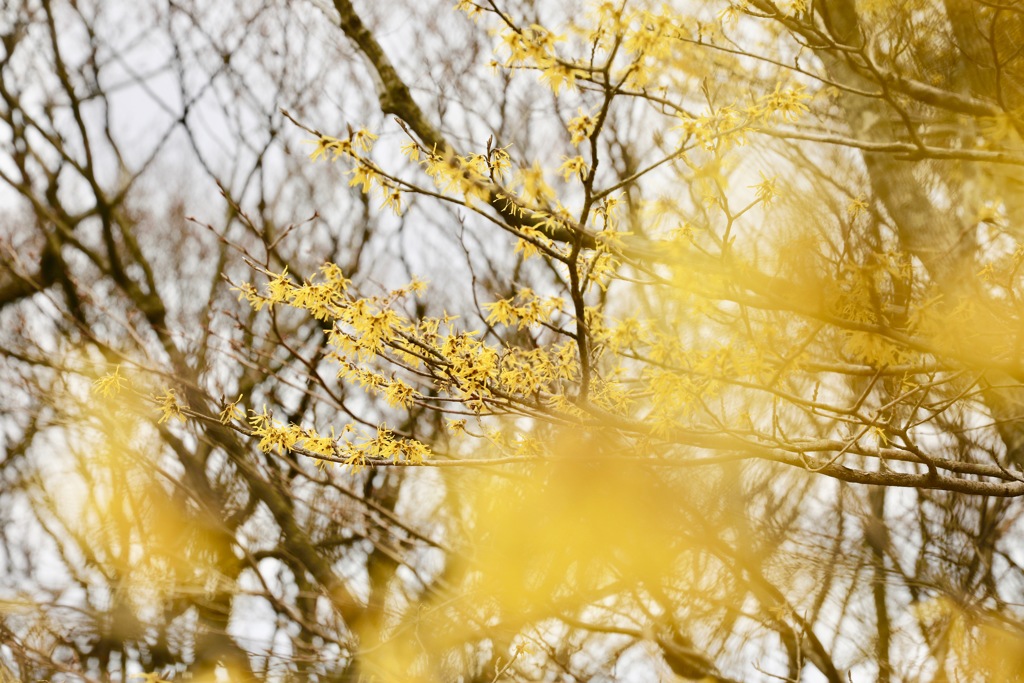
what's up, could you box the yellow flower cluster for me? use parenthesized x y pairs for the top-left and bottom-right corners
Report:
(483, 288), (564, 329)
(233, 259), (590, 460)
(307, 129), (404, 215)
(240, 403), (428, 468)
(307, 128), (378, 162)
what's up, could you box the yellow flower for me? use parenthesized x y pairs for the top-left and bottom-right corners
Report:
(219, 395), (244, 424)
(93, 365), (127, 398)
(156, 388), (186, 425)
(132, 673), (170, 683)
(750, 172), (780, 206)
(567, 108), (596, 146)
(559, 155), (589, 182)
(303, 427), (337, 457)
(306, 135), (343, 162)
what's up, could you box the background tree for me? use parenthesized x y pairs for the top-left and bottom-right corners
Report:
(2, 1), (1024, 682)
